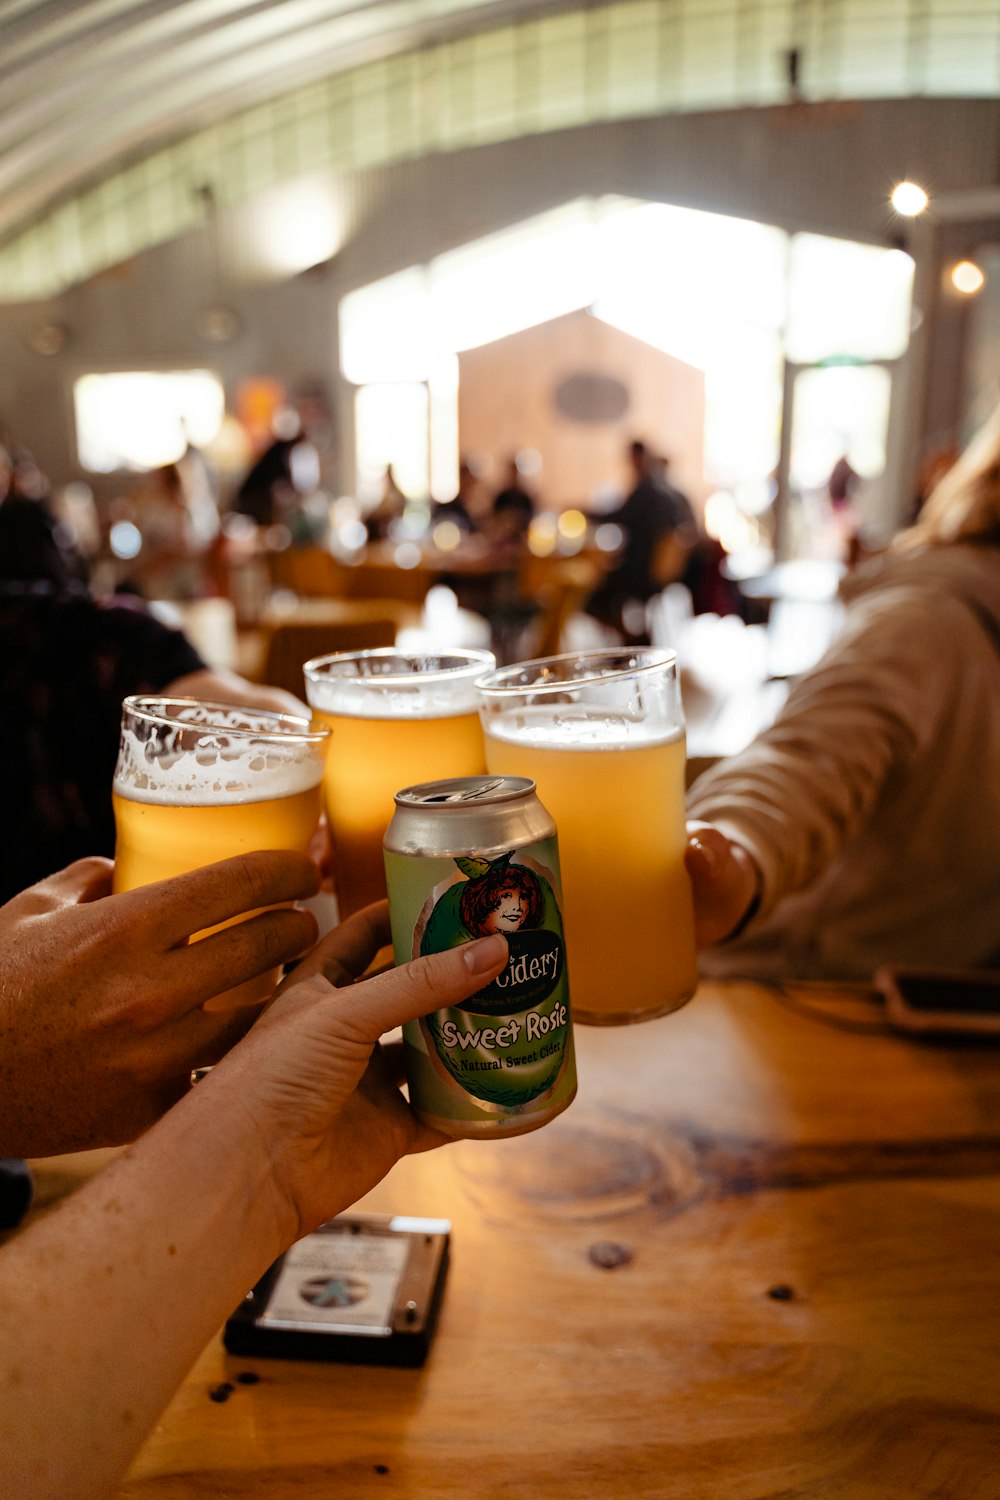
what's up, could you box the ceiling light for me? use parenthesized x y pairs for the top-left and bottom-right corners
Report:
(951, 260), (985, 295)
(890, 181), (929, 217)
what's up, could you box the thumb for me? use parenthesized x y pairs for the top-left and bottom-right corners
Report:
(684, 825), (733, 886)
(333, 933), (509, 1043)
(684, 822), (760, 947)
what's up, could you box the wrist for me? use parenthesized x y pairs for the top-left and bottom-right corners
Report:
(180, 1066), (301, 1259)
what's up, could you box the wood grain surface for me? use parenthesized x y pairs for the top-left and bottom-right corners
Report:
(31, 981), (1000, 1499)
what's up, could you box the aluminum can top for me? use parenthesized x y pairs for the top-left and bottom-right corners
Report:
(387, 775), (554, 859)
(393, 774), (535, 808)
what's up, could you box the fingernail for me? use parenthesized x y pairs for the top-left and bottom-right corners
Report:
(463, 934), (508, 974)
(689, 837), (719, 875)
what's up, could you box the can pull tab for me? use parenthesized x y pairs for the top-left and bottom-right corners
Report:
(423, 778), (507, 803)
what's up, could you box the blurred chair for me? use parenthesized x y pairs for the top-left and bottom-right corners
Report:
(516, 556), (601, 660)
(267, 546), (346, 597)
(340, 559), (434, 605)
(256, 610), (398, 699)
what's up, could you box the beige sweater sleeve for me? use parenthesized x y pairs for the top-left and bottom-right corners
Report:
(686, 588), (957, 921)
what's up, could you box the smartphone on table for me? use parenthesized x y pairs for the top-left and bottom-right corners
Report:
(874, 967), (1000, 1038)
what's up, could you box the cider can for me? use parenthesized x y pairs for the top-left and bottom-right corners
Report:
(384, 775), (576, 1139)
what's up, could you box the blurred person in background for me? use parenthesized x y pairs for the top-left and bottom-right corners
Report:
(0, 491), (308, 909)
(128, 460), (220, 601)
(365, 463), (408, 541)
(586, 438), (699, 642)
(685, 407), (1000, 981)
(488, 452), (537, 551)
(231, 407), (319, 532)
(432, 457), (486, 534)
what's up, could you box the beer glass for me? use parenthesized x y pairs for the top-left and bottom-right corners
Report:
(303, 649), (494, 919)
(113, 696), (328, 1007)
(477, 649), (697, 1025)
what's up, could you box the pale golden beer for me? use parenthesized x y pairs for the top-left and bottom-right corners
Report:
(112, 697), (327, 1008)
(303, 650), (494, 919)
(478, 650), (697, 1024)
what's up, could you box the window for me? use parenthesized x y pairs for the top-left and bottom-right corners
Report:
(73, 370), (225, 472)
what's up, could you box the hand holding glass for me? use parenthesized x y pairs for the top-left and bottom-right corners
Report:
(112, 696), (327, 1008)
(477, 649), (697, 1024)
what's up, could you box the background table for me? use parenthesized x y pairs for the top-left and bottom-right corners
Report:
(31, 980), (1000, 1498)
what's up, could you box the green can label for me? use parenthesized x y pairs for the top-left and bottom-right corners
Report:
(385, 837), (576, 1137)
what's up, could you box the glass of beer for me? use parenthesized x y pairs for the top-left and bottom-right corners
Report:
(477, 648), (697, 1025)
(112, 696), (328, 1007)
(303, 648), (494, 919)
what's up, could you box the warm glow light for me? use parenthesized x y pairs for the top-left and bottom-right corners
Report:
(556, 508), (588, 540)
(432, 519), (462, 552)
(393, 542), (422, 570)
(704, 492), (759, 553)
(891, 181), (929, 217)
(527, 515), (558, 557)
(951, 260), (985, 295)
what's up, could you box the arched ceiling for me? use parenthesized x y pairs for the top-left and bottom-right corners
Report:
(0, 0), (561, 233)
(1, 0), (998, 300)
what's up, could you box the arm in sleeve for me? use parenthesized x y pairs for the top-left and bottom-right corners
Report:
(96, 597), (206, 699)
(686, 589), (958, 920)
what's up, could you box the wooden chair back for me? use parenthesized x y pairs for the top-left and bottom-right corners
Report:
(522, 557), (601, 658)
(259, 615), (397, 699)
(267, 546), (346, 598)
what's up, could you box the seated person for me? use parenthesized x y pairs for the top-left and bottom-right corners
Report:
(0, 494), (305, 907)
(587, 439), (698, 641)
(488, 455), (536, 548)
(431, 459), (484, 534)
(684, 408), (1000, 981)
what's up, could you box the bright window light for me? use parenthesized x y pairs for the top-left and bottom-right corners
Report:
(429, 204), (598, 352)
(355, 383), (429, 502)
(340, 267), (436, 385)
(786, 235), (914, 363)
(73, 370), (225, 472)
(789, 365), (892, 491)
(428, 354), (460, 502)
(593, 202), (787, 370)
(341, 197), (915, 517)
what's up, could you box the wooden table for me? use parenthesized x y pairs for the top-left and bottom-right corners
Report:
(34, 981), (1000, 1497)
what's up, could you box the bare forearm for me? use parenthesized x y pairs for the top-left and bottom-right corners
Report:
(0, 1084), (293, 1500)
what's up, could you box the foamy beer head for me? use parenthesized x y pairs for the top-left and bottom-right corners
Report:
(112, 697), (328, 894)
(302, 649), (495, 920)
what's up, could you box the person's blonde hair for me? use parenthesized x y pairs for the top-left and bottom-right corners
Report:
(897, 405), (1000, 550)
